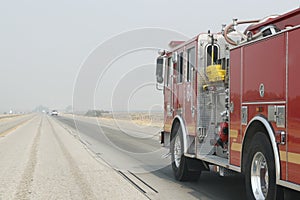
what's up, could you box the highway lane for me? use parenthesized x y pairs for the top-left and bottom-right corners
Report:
(55, 115), (248, 200)
(55, 115), (170, 174)
(0, 114), (35, 136)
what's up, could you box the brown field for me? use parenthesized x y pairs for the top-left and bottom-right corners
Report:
(100, 111), (164, 128)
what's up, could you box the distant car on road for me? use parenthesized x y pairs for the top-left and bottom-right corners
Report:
(51, 110), (58, 116)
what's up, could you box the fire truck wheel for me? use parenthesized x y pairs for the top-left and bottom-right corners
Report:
(170, 125), (201, 182)
(245, 132), (282, 200)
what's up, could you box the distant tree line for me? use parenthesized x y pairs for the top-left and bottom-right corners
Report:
(85, 110), (109, 117)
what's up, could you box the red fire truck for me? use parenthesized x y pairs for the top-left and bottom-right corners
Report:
(156, 8), (300, 200)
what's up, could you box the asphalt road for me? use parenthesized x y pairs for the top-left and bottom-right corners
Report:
(55, 115), (249, 200)
(0, 114), (33, 135)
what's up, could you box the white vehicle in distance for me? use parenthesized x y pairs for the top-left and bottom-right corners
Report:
(51, 110), (58, 116)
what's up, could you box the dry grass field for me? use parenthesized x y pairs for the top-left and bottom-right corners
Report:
(100, 111), (164, 128)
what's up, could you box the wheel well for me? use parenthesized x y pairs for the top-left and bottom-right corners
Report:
(170, 119), (180, 141)
(241, 120), (270, 173)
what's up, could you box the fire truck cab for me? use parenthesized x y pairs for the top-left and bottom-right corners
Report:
(156, 8), (300, 200)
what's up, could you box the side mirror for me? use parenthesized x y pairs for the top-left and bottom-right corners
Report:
(156, 57), (164, 84)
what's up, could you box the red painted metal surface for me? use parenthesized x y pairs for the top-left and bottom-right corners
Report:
(183, 41), (197, 136)
(287, 27), (300, 184)
(230, 32), (289, 176)
(163, 54), (173, 134)
(243, 34), (286, 102)
(230, 26), (300, 183)
(229, 48), (242, 167)
(163, 38), (198, 137)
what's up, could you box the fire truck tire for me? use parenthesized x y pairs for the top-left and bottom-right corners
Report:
(245, 132), (282, 200)
(170, 125), (201, 182)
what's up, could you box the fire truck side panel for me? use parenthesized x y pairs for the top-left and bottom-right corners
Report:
(243, 34), (286, 102)
(242, 33), (288, 180)
(229, 48), (242, 167)
(229, 32), (290, 182)
(287, 27), (300, 185)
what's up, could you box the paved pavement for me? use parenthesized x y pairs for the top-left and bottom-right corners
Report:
(0, 114), (33, 136)
(56, 114), (248, 200)
(56, 114), (300, 200)
(1, 113), (299, 200)
(0, 114), (147, 200)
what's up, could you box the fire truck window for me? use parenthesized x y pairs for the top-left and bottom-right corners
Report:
(166, 57), (172, 87)
(206, 45), (219, 66)
(177, 52), (183, 83)
(187, 47), (195, 82)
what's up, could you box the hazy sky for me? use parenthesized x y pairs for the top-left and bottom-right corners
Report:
(0, 1), (299, 112)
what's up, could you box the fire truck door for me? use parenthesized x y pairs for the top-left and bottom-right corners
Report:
(163, 57), (173, 133)
(174, 51), (184, 118)
(184, 45), (196, 136)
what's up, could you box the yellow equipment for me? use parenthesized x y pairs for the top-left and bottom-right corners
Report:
(206, 64), (226, 82)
